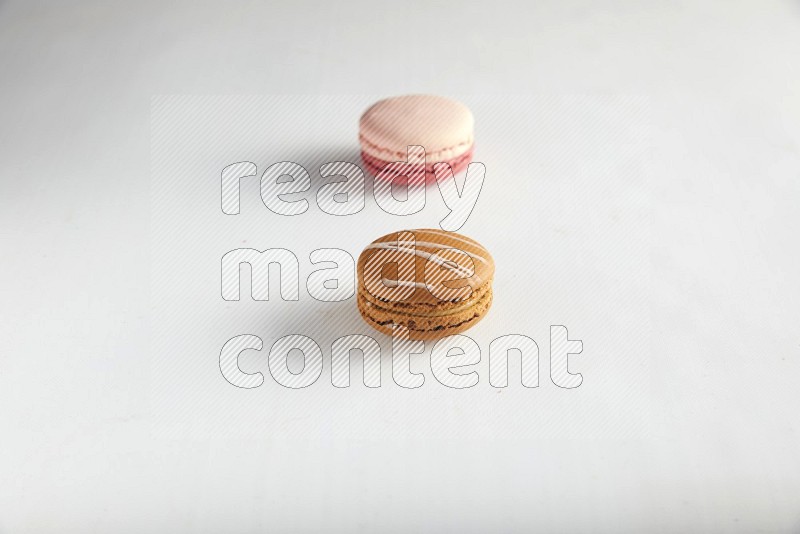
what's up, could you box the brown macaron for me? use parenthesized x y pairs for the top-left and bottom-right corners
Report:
(357, 229), (494, 340)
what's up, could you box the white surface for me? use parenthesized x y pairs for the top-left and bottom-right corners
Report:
(1, 1), (799, 532)
(150, 93), (650, 435)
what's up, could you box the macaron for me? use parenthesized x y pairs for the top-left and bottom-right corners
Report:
(357, 229), (494, 340)
(359, 95), (474, 179)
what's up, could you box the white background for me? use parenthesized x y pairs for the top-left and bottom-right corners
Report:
(1, 2), (799, 532)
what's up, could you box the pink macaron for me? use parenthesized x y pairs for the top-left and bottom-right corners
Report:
(359, 95), (475, 180)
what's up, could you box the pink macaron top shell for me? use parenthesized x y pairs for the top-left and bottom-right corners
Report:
(359, 95), (475, 167)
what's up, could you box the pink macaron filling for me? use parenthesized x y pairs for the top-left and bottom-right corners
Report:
(361, 145), (474, 182)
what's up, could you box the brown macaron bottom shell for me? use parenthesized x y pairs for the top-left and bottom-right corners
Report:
(357, 285), (493, 340)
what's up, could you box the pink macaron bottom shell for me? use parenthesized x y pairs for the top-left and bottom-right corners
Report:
(361, 145), (474, 182)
